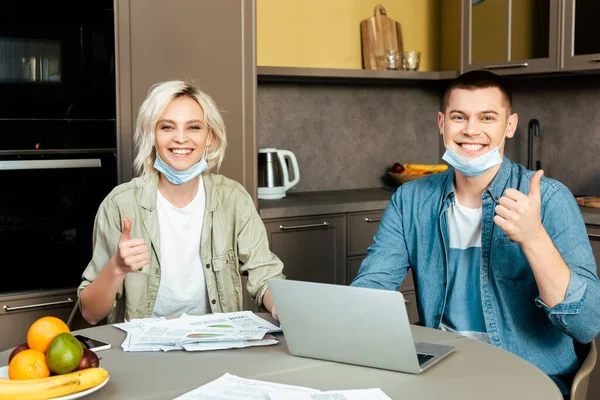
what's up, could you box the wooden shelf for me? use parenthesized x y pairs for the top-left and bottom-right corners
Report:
(257, 66), (459, 83)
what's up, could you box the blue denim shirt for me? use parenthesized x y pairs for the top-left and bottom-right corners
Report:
(352, 157), (600, 382)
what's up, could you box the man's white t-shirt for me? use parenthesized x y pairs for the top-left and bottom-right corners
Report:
(439, 195), (490, 343)
(152, 179), (210, 317)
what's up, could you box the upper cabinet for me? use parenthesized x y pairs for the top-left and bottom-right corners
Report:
(462, 0), (560, 75)
(114, 0), (257, 200)
(561, 0), (600, 71)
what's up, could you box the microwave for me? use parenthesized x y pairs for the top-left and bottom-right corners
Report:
(0, 0), (115, 120)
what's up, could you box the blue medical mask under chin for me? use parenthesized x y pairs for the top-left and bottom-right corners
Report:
(441, 118), (510, 177)
(154, 149), (208, 185)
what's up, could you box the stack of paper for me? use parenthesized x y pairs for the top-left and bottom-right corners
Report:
(174, 373), (393, 400)
(113, 311), (281, 352)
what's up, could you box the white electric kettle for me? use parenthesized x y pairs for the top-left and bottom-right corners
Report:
(257, 148), (300, 200)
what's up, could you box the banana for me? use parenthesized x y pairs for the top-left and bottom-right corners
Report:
(403, 163), (448, 173)
(0, 367), (108, 400)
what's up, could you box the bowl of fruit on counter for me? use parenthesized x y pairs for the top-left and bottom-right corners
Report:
(388, 162), (448, 185)
(0, 316), (109, 399)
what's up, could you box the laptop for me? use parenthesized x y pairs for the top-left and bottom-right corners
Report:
(267, 279), (455, 374)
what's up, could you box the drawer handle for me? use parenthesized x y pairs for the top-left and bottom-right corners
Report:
(3, 298), (74, 312)
(591, 57), (600, 62)
(483, 62), (529, 70)
(404, 299), (410, 304)
(279, 222), (330, 231)
(589, 233), (600, 239)
(364, 217), (381, 223)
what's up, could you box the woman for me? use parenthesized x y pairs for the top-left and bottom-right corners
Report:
(78, 80), (284, 324)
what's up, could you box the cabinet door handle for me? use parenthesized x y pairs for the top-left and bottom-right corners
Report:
(364, 217), (382, 223)
(279, 222), (330, 230)
(591, 57), (600, 62)
(404, 299), (410, 304)
(483, 62), (529, 70)
(589, 233), (600, 239)
(3, 298), (74, 312)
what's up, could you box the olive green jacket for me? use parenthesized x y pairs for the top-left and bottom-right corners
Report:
(78, 173), (285, 323)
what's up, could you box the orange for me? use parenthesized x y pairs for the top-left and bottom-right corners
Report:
(27, 316), (70, 353)
(8, 349), (51, 380)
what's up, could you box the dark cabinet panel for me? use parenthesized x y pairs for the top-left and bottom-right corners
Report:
(347, 211), (383, 256)
(462, 0), (560, 75)
(403, 290), (419, 324)
(562, 0), (600, 71)
(264, 215), (346, 285)
(0, 289), (76, 352)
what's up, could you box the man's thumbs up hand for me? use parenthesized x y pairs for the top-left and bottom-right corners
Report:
(493, 170), (545, 245)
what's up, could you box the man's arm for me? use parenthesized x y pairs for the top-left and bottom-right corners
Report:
(494, 170), (600, 343)
(351, 188), (411, 290)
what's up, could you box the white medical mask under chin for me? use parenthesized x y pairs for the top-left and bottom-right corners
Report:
(154, 149), (208, 185)
(441, 118), (510, 178)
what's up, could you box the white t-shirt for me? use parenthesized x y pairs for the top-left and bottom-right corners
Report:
(439, 195), (490, 343)
(152, 180), (210, 317)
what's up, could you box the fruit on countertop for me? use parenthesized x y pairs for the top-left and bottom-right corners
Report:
(76, 349), (100, 371)
(403, 163), (448, 174)
(390, 162), (448, 175)
(45, 333), (84, 375)
(4, 315), (106, 398)
(0, 367), (108, 400)
(391, 162), (405, 173)
(8, 343), (29, 364)
(388, 162), (449, 185)
(8, 350), (50, 380)
(27, 316), (70, 353)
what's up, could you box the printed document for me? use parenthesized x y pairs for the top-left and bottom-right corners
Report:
(113, 311), (281, 352)
(174, 373), (393, 400)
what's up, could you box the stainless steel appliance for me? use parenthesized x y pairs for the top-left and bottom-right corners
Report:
(258, 148), (300, 200)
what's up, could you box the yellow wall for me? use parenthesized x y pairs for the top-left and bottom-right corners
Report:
(257, 0), (441, 71)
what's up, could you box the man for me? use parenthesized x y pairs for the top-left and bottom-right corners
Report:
(351, 70), (600, 396)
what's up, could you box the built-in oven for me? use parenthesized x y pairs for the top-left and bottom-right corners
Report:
(0, 118), (118, 294)
(0, 0), (115, 119)
(0, 150), (117, 293)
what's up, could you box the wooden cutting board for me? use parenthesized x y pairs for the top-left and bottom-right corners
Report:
(360, 5), (404, 70)
(576, 196), (600, 208)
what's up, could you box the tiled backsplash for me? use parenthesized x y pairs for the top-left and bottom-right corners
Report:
(258, 75), (600, 195)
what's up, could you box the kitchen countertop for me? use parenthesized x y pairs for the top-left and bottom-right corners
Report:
(580, 206), (600, 226)
(258, 187), (600, 226)
(258, 187), (394, 219)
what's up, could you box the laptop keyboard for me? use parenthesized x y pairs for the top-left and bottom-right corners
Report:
(417, 353), (435, 365)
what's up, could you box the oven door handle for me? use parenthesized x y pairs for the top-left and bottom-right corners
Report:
(3, 297), (74, 312)
(0, 159), (102, 170)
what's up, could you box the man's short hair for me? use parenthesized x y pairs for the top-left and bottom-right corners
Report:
(442, 70), (513, 113)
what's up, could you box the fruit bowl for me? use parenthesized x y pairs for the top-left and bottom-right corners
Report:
(388, 172), (429, 185)
(0, 366), (109, 400)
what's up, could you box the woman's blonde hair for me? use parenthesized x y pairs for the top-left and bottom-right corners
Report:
(133, 80), (227, 180)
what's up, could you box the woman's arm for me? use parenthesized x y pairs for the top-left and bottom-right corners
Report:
(80, 256), (127, 325)
(79, 199), (150, 325)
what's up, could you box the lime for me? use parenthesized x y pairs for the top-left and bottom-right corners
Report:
(46, 333), (84, 374)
